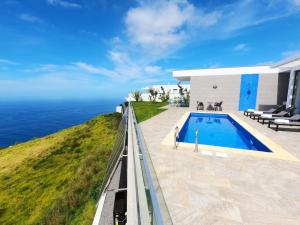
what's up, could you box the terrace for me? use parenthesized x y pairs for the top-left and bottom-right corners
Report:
(139, 106), (300, 225)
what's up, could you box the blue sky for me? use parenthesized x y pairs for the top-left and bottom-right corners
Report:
(0, 0), (300, 100)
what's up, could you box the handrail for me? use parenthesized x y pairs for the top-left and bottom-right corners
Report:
(127, 106), (151, 225)
(127, 107), (139, 224)
(129, 102), (173, 225)
(195, 128), (198, 152)
(93, 103), (173, 225)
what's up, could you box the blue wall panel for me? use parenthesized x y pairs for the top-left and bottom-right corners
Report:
(239, 74), (259, 111)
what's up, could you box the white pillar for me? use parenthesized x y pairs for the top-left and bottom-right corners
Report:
(286, 69), (295, 108)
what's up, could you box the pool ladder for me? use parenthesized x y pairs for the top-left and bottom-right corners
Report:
(174, 127), (199, 152)
(174, 126), (178, 149)
(194, 128), (198, 152)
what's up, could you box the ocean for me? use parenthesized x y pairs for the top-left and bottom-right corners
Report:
(0, 99), (122, 147)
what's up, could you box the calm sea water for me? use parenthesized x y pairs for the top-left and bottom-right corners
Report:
(0, 99), (122, 147)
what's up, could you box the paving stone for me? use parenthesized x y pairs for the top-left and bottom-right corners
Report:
(140, 107), (300, 225)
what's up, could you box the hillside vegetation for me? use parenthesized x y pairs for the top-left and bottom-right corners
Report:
(0, 113), (121, 225)
(132, 102), (167, 123)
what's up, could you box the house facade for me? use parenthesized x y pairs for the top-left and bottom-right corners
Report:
(173, 57), (300, 112)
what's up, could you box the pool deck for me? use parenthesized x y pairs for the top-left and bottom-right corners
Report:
(140, 107), (300, 225)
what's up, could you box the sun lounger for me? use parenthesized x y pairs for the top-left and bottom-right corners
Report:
(268, 115), (300, 131)
(257, 106), (296, 124)
(248, 105), (285, 119)
(244, 109), (255, 116)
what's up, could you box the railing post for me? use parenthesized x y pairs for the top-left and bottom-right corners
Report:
(194, 128), (198, 152)
(174, 126), (178, 149)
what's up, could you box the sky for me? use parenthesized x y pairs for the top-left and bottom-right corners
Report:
(0, 0), (300, 100)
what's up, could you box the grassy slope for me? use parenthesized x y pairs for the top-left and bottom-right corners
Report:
(132, 102), (167, 123)
(0, 113), (121, 225)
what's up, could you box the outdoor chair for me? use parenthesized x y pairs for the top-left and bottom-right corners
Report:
(214, 101), (223, 111)
(268, 114), (300, 131)
(257, 106), (296, 124)
(249, 105), (285, 119)
(206, 103), (214, 111)
(196, 101), (204, 110)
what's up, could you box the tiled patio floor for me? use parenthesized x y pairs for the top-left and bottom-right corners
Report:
(140, 107), (300, 225)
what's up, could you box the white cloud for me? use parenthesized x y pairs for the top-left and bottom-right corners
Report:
(281, 50), (300, 60)
(107, 51), (146, 79)
(22, 64), (69, 73)
(73, 62), (118, 79)
(96, 0), (220, 84)
(125, 2), (189, 49)
(74, 62), (102, 74)
(111, 36), (122, 45)
(123, 0), (300, 57)
(47, 0), (82, 9)
(16, 0), (300, 90)
(22, 63), (116, 79)
(0, 72), (121, 99)
(5, 62), (128, 99)
(79, 30), (99, 38)
(144, 66), (162, 74)
(23, 60), (161, 84)
(125, 0), (220, 53)
(103, 0), (300, 84)
(134, 78), (162, 84)
(19, 13), (43, 23)
(75, 56), (165, 82)
(294, 0), (300, 6)
(233, 43), (249, 52)
(0, 59), (18, 65)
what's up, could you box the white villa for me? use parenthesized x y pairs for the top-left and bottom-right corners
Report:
(173, 56), (300, 112)
(127, 84), (190, 102)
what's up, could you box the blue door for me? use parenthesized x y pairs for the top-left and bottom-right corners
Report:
(239, 74), (259, 111)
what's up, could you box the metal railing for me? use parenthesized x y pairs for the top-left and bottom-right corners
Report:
(93, 104), (173, 225)
(92, 109), (128, 225)
(129, 102), (173, 225)
(97, 109), (128, 200)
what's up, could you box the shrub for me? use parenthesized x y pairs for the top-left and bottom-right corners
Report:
(178, 83), (190, 107)
(131, 91), (142, 102)
(149, 88), (158, 103)
(159, 86), (170, 103)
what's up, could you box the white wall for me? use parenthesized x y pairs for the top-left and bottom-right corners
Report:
(190, 75), (241, 110)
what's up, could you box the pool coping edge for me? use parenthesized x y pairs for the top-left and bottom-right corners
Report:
(161, 111), (298, 162)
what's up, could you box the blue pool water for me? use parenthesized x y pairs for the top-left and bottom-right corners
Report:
(178, 113), (271, 152)
(0, 99), (121, 147)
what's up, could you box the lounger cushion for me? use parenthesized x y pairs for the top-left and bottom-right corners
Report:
(291, 114), (300, 121)
(261, 114), (272, 118)
(254, 111), (263, 115)
(247, 109), (255, 112)
(274, 119), (290, 124)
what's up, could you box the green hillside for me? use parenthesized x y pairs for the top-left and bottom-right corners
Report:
(0, 113), (121, 225)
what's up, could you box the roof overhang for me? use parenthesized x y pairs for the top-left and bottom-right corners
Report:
(173, 66), (279, 81)
(272, 56), (300, 73)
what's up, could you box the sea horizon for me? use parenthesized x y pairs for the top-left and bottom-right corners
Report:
(0, 98), (123, 147)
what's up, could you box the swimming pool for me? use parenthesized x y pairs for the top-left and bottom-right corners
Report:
(178, 113), (272, 152)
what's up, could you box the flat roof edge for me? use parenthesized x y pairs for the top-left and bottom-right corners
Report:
(173, 65), (279, 78)
(173, 65), (271, 72)
(272, 56), (300, 68)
